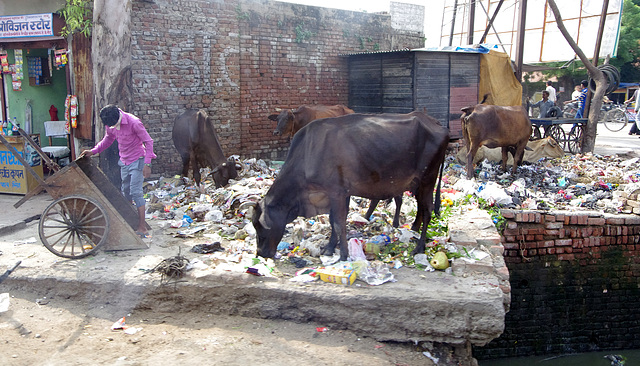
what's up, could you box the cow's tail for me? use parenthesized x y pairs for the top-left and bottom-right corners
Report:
(480, 93), (490, 104)
(434, 159), (445, 218)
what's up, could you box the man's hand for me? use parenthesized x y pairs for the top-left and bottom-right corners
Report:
(143, 165), (151, 178)
(79, 150), (93, 159)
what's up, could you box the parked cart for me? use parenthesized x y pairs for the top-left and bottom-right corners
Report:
(530, 117), (588, 154)
(0, 129), (149, 259)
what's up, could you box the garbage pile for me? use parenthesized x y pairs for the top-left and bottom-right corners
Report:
(142, 151), (640, 284)
(448, 152), (640, 214)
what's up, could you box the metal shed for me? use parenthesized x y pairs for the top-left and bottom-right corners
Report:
(346, 48), (484, 139)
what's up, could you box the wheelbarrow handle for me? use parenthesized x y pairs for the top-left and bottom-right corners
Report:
(0, 261), (22, 285)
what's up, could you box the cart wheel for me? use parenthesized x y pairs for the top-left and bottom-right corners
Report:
(545, 125), (566, 149)
(568, 125), (583, 154)
(531, 126), (542, 140)
(39, 195), (110, 259)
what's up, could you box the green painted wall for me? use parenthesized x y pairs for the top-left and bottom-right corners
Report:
(3, 48), (68, 147)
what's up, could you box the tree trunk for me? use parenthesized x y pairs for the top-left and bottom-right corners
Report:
(547, 0), (608, 154)
(91, 0), (133, 187)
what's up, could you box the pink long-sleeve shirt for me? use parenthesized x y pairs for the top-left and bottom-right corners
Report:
(90, 110), (157, 165)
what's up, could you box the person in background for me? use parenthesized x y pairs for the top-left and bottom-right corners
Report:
(545, 81), (557, 104)
(564, 80), (589, 118)
(625, 87), (640, 135)
(79, 105), (157, 237)
(531, 90), (555, 118)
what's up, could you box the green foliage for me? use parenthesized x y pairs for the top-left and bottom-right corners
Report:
(58, 0), (92, 38)
(236, 5), (250, 21)
(295, 22), (314, 43)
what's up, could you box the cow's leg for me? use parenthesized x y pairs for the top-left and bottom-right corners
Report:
(513, 141), (527, 174)
(392, 195), (402, 228)
(364, 199), (380, 221)
(411, 185), (434, 255)
(322, 219), (338, 256)
(466, 143), (481, 178)
(191, 152), (202, 186)
(411, 163), (442, 255)
(328, 196), (350, 261)
(501, 147), (509, 172)
(180, 153), (190, 179)
(411, 191), (423, 232)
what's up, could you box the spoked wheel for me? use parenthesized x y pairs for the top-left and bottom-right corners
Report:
(604, 108), (629, 132)
(39, 195), (110, 259)
(545, 125), (566, 150)
(568, 125), (583, 154)
(531, 126), (542, 140)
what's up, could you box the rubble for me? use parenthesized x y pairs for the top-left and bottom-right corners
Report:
(141, 150), (640, 284)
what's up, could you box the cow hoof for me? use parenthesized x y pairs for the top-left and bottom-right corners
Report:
(321, 248), (335, 256)
(411, 247), (425, 256)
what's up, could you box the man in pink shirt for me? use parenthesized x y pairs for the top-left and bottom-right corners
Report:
(80, 105), (157, 237)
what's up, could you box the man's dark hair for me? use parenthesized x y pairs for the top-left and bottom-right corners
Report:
(100, 105), (120, 126)
(542, 90), (549, 96)
(581, 80), (588, 87)
(546, 81), (552, 86)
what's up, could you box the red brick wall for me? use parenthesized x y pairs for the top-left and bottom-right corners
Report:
(129, 0), (425, 175)
(475, 208), (640, 359)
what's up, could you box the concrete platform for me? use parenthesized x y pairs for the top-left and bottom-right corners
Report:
(0, 191), (509, 349)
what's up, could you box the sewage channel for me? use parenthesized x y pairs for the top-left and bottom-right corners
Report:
(479, 349), (640, 365)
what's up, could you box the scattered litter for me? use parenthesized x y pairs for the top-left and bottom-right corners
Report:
(35, 297), (49, 305)
(147, 254), (190, 283)
(0, 293), (9, 313)
(111, 317), (126, 330)
(316, 327), (328, 333)
(190, 242), (224, 254)
(13, 237), (37, 245)
(316, 263), (357, 285)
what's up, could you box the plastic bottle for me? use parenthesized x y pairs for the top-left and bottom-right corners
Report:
(6, 119), (12, 136)
(12, 117), (18, 135)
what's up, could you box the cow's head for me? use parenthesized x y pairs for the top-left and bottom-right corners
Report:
(536, 137), (565, 159)
(211, 158), (240, 188)
(268, 109), (295, 138)
(252, 199), (286, 258)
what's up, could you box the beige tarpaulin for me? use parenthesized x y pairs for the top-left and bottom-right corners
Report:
(479, 50), (522, 106)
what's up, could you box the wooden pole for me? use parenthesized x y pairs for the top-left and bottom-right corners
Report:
(449, 0), (459, 47)
(514, 0), (527, 81)
(467, 0), (476, 45)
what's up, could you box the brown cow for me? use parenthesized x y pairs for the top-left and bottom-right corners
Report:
(461, 95), (532, 178)
(268, 104), (354, 138)
(172, 109), (239, 188)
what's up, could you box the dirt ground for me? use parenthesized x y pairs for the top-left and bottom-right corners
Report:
(0, 220), (444, 366)
(0, 289), (435, 366)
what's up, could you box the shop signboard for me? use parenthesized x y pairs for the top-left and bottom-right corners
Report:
(0, 13), (53, 39)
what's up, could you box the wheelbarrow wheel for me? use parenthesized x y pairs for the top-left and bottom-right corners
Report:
(39, 195), (110, 259)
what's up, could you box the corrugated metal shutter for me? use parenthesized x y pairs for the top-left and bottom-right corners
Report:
(381, 53), (413, 113)
(348, 55), (382, 113)
(414, 52), (450, 126)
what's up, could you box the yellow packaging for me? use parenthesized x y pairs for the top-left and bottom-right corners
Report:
(317, 267), (356, 285)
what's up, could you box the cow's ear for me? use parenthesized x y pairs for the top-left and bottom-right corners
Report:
(257, 201), (272, 230)
(268, 114), (278, 121)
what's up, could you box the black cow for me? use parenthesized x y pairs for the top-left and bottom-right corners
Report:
(253, 112), (449, 261)
(172, 109), (239, 187)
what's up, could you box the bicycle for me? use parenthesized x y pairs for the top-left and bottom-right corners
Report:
(603, 103), (630, 132)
